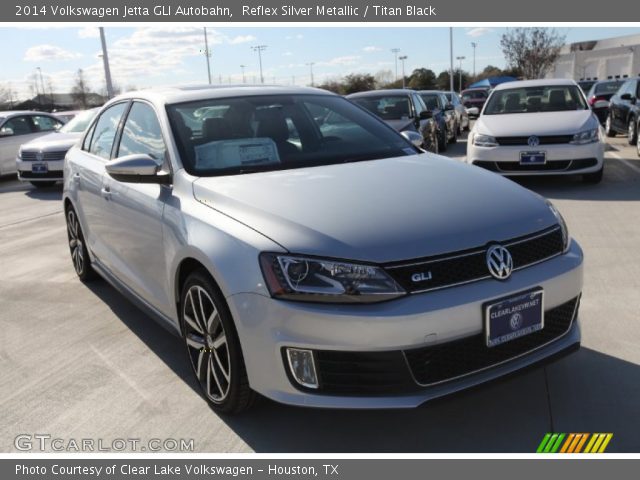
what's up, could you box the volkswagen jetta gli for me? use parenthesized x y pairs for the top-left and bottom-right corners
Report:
(63, 86), (583, 413)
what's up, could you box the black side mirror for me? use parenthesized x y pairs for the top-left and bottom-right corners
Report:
(621, 93), (632, 101)
(419, 110), (433, 120)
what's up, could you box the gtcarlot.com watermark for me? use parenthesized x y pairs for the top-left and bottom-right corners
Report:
(14, 434), (195, 452)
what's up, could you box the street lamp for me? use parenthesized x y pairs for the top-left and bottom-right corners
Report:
(203, 27), (212, 85)
(240, 65), (246, 83)
(456, 56), (466, 92)
(306, 62), (315, 87)
(99, 27), (114, 99)
(399, 55), (408, 89)
(471, 42), (478, 78)
(251, 45), (267, 84)
(391, 48), (400, 82)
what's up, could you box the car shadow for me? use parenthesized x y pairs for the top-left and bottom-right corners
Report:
(25, 184), (63, 201)
(77, 280), (640, 452)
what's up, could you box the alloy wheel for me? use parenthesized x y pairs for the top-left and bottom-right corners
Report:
(183, 285), (231, 403)
(66, 209), (85, 276)
(628, 120), (637, 145)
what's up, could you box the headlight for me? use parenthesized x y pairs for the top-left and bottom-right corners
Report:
(259, 253), (406, 303)
(17, 148), (22, 160)
(570, 128), (599, 145)
(473, 133), (498, 147)
(547, 201), (570, 252)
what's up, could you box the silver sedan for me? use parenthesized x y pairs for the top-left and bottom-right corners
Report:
(63, 85), (583, 413)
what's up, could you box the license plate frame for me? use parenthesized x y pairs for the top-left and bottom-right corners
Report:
(31, 162), (48, 174)
(484, 288), (544, 348)
(520, 151), (546, 165)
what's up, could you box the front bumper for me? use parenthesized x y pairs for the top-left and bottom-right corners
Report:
(467, 141), (604, 176)
(16, 158), (64, 182)
(227, 240), (583, 408)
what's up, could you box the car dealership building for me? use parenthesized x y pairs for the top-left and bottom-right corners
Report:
(548, 33), (640, 82)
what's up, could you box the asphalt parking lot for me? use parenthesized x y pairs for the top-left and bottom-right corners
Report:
(1, 129), (639, 453)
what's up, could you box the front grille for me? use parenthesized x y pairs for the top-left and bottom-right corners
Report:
(18, 171), (62, 179)
(404, 297), (579, 386)
(302, 297), (579, 395)
(20, 150), (67, 162)
(495, 135), (573, 146)
(386, 226), (564, 294)
(474, 158), (598, 173)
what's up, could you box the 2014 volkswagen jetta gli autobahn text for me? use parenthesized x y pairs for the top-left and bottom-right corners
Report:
(63, 85), (583, 413)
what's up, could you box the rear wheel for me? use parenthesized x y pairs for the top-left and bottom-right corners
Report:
(605, 115), (616, 137)
(628, 118), (638, 145)
(583, 166), (604, 184)
(30, 181), (56, 188)
(65, 206), (96, 281)
(180, 270), (256, 414)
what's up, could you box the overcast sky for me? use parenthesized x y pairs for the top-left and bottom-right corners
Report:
(1, 26), (639, 99)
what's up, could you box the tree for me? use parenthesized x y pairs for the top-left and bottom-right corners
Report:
(342, 73), (376, 95)
(436, 69), (470, 92)
(407, 68), (437, 90)
(71, 69), (91, 109)
(500, 28), (565, 80)
(374, 69), (394, 88)
(317, 79), (343, 95)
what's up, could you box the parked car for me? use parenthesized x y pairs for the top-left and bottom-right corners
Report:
(467, 79), (605, 183)
(347, 89), (439, 153)
(443, 91), (470, 132)
(418, 90), (457, 151)
(461, 88), (489, 117)
(604, 77), (640, 146)
(585, 80), (625, 124)
(64, 85), (582, 413)
(0, 111), (65, 176)
(577, 80), (597, 95)
(54, 110), (84, 123)
(16, 108), (98, 187)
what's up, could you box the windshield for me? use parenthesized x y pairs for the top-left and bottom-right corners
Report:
(349, 95), (413, 120)
(167, 94), (418, 177)
(484, 85), (588, 114)
(60, 109), (98, 133)
(594, 81), (625, 95)
(462, 90), (487, 101)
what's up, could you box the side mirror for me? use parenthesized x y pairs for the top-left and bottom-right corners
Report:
(401, 130), (424, 148)
(106, 154), (171, 184)
(419, 110), (433, 120)
(620, 93), (632, 101)
(0, 127), (14, 137)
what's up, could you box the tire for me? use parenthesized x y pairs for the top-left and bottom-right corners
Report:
(583, 166), (604, 184)
(438, 128), (447, 152)
(65, 205), (97, 282)
(180, 270), (256, 414)
(637, 126), (640, 157)
(628, 118), (638, 146)
(605, 115), (616, 137)
(31, 181), (57, 188)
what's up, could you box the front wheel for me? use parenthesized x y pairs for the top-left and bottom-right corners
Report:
(636, 127), (640, 157)
(628, 118), (638, 145)
(181, 270), (256, 414)
(605, 115), (616, 137)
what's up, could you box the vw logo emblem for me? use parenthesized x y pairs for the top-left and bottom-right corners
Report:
(509, 312), (523, 331)
(486, 245), (513, 280)
(527, 135), (540, 147)
(36, 151), (44, 161)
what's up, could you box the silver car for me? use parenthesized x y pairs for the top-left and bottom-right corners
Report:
(63, 86), (583, 413)
(0, 111), (65, 176)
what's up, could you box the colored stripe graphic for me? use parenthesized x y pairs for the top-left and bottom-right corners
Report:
(538, 433), (613, 453)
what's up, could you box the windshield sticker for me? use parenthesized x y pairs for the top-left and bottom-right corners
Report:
(195, 138), (281, 170)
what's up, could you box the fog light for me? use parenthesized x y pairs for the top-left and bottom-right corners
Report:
(286, 348), (319, 389)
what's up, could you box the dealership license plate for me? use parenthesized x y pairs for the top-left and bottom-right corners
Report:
(520, 151), (546, 165)
(31, 163), (48, 173)
(485, 289), (544, 348)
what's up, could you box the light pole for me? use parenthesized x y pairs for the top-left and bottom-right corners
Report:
(471, 42), (477, 78)
(449, 28), (454, 93)
(456, 56), (466, 92)
(391, 48), (400, 82)
(399, 55), (408, 89)
(203, 27), (212, 85)
(240, 65), (246, 83)
(99, 27), (114, 99)
(36, 67), (45, 108)
(251, 45), (267, 84)
(306, 62), (315, 86)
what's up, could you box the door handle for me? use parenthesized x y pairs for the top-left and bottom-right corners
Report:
(100, 186), (111, 199)
(72, 173), (80, 183)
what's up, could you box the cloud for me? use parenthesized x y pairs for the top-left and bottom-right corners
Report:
(285, 34), (304, 40)
(466, 27), (493, 38)
(318, 55), (361, 67)
(78, 27), (100, 39)
(227, 34), (256, 45)
(363, 46), (382, 52)
(283, 51), (293, 56)
(24, 45), (83, 62)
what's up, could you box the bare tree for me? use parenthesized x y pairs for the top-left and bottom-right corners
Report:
(71, 69), (91, 109)
(500, 28), (566, 79)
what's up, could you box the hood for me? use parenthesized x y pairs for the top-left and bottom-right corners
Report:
(385, 119), (415, 132)
(192, 155), (558, 264)
(475, 110), (596, 137)
(20, 132), (82, 152)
